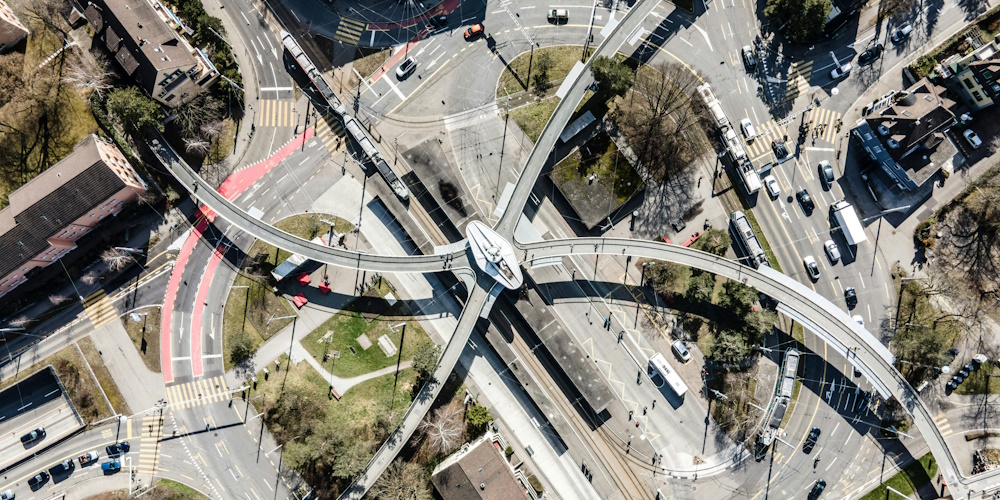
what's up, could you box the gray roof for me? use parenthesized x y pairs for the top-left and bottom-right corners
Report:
(432, 440), (525, 500)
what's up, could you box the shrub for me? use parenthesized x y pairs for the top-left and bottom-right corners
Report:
(465, 404), (492, 437)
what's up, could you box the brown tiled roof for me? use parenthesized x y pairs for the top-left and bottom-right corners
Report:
(432, 440), (526, 500)
(84, 4), (103, 32)
(865, 79), (956, 160)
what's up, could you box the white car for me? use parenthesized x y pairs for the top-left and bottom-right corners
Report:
(964, 129), (982, 149)
(740, 118), (756, 141)
(824, 240), (840, 263)
(830, 62), (853, 79)
(742, 45), (756, 68)
(764, 175), (780, 198)
(396, 57), (416, 79)
(803, 256), (820, 281)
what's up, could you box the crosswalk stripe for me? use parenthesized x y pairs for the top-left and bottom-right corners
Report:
(334, 18), (367, 44)
(83, 290), (118, 328)
(165, 376), (230, 411)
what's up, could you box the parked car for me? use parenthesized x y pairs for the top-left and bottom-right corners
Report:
(819, 160), (835, 188)
(396, 57), (417, 79)
(101, 460), (121, 473)
(844, 287), (858, 308)
(964, 129), (982, 149)
(27, 471), (49, 489)
(824, 240), (840, 263)
(53, 459), (74, 474)
(764, 175), (780, 198)
(740, 118), (756, 140)
(891, 23), (913, 44)
(742, 45), (756, 68)
(672, 340), (692, 363)
(808, 479), (827, 499)
(20, 427), (45, 445)
(830, 62), (853, 79)
(803, 256), (820, 281)
(427, 14), (448, 28)
(797, 189), (814, 212)
(464, 23), (484, 40)
(803, 427), (821, 453)
(772, 139), (789, 159)
(858, 44), (884, 65)
(671, 217), (686, 233)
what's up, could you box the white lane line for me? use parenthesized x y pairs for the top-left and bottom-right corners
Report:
(825, 457), (838, 471)
(857, 272), (865, 288)
(520, 5), (536, 9)
(240, 11), (251, 25)
(831, 422), (840, 436)
(259, 87), (293, 91)
(692, 23), (713, 52)
(679, 37), (693, 46)
(382, 76), (406, 100)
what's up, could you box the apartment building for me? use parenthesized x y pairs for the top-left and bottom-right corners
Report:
(942, 39), (1000, 111)
(84, 0), (218, 108)
(0, 135), (147, 299)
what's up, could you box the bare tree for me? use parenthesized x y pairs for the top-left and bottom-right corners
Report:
(944, 176), (1000, 301)
(419, 403), (464, 454)
(62, 52), (113, 98)
(183, 137), (211, 155)
(101, 248), (134, 272)
(8, 316), (31, 327)
(369, 460), (431, 500)
(79, 270), (100, 285)
(48, 294), (69, 305)
(174, 93), (224, 138)
(201, 120), (224, 141)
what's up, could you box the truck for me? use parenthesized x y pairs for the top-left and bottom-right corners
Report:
(830, 200), (867, 246)
(78, 451), (99, 465)
(696, 83), (761, 195)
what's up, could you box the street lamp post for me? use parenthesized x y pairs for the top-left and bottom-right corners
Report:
(389, 323), (406, 415)
(233, 285), (249, 336)
(116, 415), (127, 444)
(267, 314), (298, 371)
(497, 91), (511, 200)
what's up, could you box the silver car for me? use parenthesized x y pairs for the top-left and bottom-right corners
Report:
(803, 256), (820, 281)
(824, 240), (840, 263)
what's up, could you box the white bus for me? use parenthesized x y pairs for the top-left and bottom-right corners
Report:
(649, 353), (688, 397)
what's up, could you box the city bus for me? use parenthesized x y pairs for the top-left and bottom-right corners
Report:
(649, 353), (689, 397)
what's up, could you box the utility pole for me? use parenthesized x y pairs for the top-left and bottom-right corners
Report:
(389, 324), (406, 415)
(497, 90), (511, 200)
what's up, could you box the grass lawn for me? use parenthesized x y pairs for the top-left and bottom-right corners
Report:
(353, 49), (392, 79)
(860, 453), (937, 500)
(792, 322), (805, 344)
(0, 346), (113, 423)
(743, 209), (782, 272)
(223, 213), (354, 371)
(78, 337), (131, 416)
(550, 131), (644, 226)
(497, 45), (593, 98)
(207, 118), (237, 164)
(300, 308), (432, 378)
(155, 478), (211, 499)
(955, 363), (1000, 395)
(123, 306), (161, 373)
(509, 98), (558, 143)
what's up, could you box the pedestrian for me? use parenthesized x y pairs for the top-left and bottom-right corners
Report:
(629, 410), (633, 420)
(635, 421), (640, 428)
(643, 406), (648, 415)
(652, 399), (656, 409)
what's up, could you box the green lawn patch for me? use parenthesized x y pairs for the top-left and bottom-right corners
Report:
(956, 363), (1000, 395)
(743, 209), (782, 272)
(154, 478), (211, 499)
(206, 118), (237, 164)
(550, 131), (644, 228)
(0, 346), (113, 423)
(509, 98), (558, 143)
(497, 45), (593, 98)
(123, 306), (161, 373)
(300, 307), (432, 379)
(250, 354), (418, 498)
(860, 453), (937, 500)
(223, 213), (354, 371)
(792, 322), (804, 344)
(78, 337), (131, 416)
(353, 49), (392, 79)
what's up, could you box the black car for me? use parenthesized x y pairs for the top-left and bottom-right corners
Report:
(27, 471), (49, 490)
(818, 161), (835, 188)
(803, 427), (821, 453)
(797, 189), (814, 212)
(427, 14), (448, 28)
(844, 287), (858, 308)
(671, 218), (686, 233)
(53, 459), (74, 474)
(858, 44), (884, 65)
(20, 427), (45, 445)
(106, 441), (130, 457)
(808, 479), (827, 499)
(771, 139), (789, 159)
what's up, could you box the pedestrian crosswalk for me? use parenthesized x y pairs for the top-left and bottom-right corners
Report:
(784, 60), (814, 102)
(165, 375), (231, 410)
(137, 413), (163, 474)
(802, 107), (843, 144)
(744, 120), (790, 161)
(83, 290), (117, 328)
(334, 18), (366, 45)
(257, 99), (297, 128)
(934, 413), (953, 437)
(314, 114), (346, 154)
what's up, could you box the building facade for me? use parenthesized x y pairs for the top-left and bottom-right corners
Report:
(0, 135), (147, 299)
(0, 0), (28, 53)
(84, 0), (218, 108)
(943, 40), (1000, 111)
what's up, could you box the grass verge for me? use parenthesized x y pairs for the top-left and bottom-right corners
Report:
(792, 322), (805, 344)
(497, 45), (593, 98)
(207, 118), (237, 164)
(353, 49), (392, 79)
(509, 98), (558, 143)
(78, 337), (132, 416)
(300, 309), (432, 379)
(0, 346), (113, 423)
(155, 478), (211, 499)
(744, 209), (782, 272)
(123, 306), (161, 373)
(860, 453), (937, 500)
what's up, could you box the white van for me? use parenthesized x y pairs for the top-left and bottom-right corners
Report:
(672, 340), (691, 363)
(547, 9), (568, 22)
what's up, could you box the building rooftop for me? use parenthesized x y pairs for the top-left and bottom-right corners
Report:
(431, 439), (526, 500)
(865, 80), (958, 160)
(86, 0), (198, 76)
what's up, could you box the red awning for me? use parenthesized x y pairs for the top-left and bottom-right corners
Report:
(297, 273), (311, 286)
(292, 294), (308, 308)
(681, 231), (702, 247)
(319, 282), (331, 294)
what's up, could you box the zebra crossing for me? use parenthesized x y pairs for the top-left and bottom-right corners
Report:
(137, 413), (164, 474)
(745, 120), (790, 161)
(83, 290), (118, 328)
(314, 114), (346, 154)
(783, 60), (814, 102)
(165, 375), (231, 410)
(334, 18), (366, 45)
(257, 99), (297, 128)
(934, 413), (953, 437)
(802, 107), (843, 144)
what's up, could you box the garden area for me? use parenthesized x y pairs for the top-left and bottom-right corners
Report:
(909, 4), (1000, 79)
(86, 478), (209, 499)
(223, 213), (354, 371)
(123, 306), (162, 373)
(891, 270), (959, 385)
(550, 131), (645, 228)
(860, 453), (937, 500)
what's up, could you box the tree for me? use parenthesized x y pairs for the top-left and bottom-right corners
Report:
(648, 261), (692, 296)
(413, 341), (440, 383)
(184, 137), (211, 155)
(174, 93), (224, 138)
(62, 53), (113, 98)
(331, 437), (371, 480)
(947, 178), (1000, 300)
(712, 329), (749, 364)
(591, 55), (633, 100)
(106, 87), (164, 135)
(101, 248), (135, 272)
(691, 228), (732, 256)
(466, 404), (492, 437)
(531, 51), (553, 96)
(612, 62), (705, 182)
(741, 309), (777, 346)
(718, 280), (758, 318)
(230, 333), (255, 366)
(685, 272), (715, 304)
(419, 403), (464, 454)
(370, 460), (431, 500)
(764, 0), (831, 43)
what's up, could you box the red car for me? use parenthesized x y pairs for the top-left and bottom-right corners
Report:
(464, 23), (484, 40)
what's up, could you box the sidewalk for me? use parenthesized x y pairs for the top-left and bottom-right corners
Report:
(87, 320), (165, 413)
